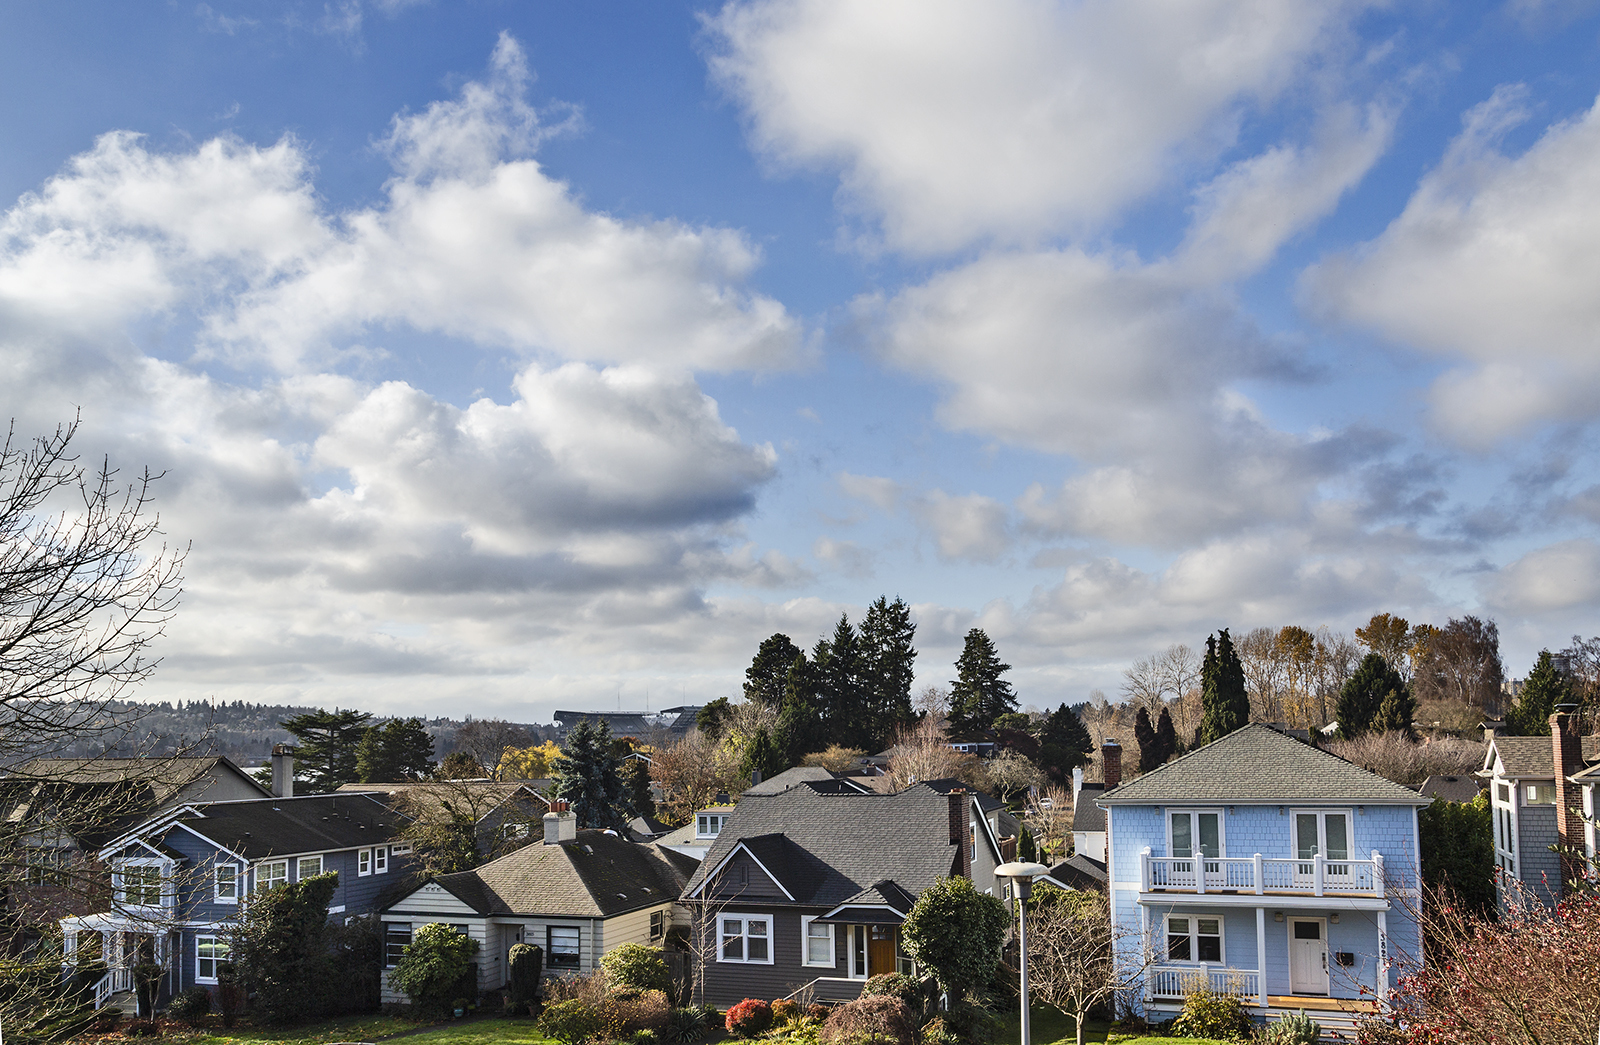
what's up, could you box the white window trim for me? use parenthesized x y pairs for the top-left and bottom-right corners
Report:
(1288, 808), (1355, 860)
(358, 849), (372, 877)
(384, 923), (412, 968)
(391, 842), (412, 855)
(374, 846), (388, 874)
(214, 862), (240, 904)
(114, 858), (168, 910)
(195, 935), (229, 984)
(800, 916), (835, 968)
(1163, 913), (1225, 965)
(717, 914), (774, 965)
(296, 854), (324, 881)
(256, 859), (288, 892)
(1166, 808), (1226, 859)
(696, 813), (726, 839)
(547, 925), (583, 968)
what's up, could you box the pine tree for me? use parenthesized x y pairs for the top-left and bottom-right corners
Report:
(357, 717), (436, 782)
(552, 719), (630, 831)
(860, 596), (918, 750)
(1154, 707), (1178, 765)
(1507, 650), (1574, 736)
(745, 633), (803, 708)
(1134, 707), (1159, 773)
(280, 709), (373, 793)
(1037, 702), (1094, 783)
(696, 697), (732, 738)
(774, 655), (825, 764)
(814, 615), (868, 746)
(1199, 630), (1250, 745)
(356, 727), (402, 783)
(948, 628), (1017, 738)
(621, 759), (655, 821)
(1336, 652), (1410, 740)
(741, 727), (787, 783)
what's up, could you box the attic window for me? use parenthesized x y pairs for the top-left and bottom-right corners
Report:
(697, 814), (727, 839)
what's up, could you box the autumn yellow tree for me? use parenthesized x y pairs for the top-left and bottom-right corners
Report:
(499, 740), (562, 780)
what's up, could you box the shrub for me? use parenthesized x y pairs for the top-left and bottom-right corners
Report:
(819, 996), (915, 1045)
(124, 1018), (162, 1037)
(805, 1003), (831, 1021)
(388, 923), (480, 1019)
(1263, 1010), (1321, 1045)
(508, 944), (543, 1014)
(919, 1017), (958, 1045)
(771, 998), (802, 1023)
(939, 997), (999, 1045)
(1170, 985), (1253, 1041)
(662, 1005), (719, 1044)
(725, 998), (774, 1038)
(602, 943), (672, 995)
(615, 990), (671, 1033)
(538, 998), (609, 1044)
(214, 964), (245, 1029)
(901, 877), (1009, 999)
(860, 973), (921, 1013)
(631, 1032), (659, 1045)
(166, 986), (212, 1027)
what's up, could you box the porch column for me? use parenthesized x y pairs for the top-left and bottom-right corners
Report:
(62, 928), (77, 978)
(1376, 910), (1389, 1013)
(1139, 903), (1151, 1003)
(1255, 907), (1267, 1008)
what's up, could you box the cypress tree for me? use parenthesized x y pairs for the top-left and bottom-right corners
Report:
(552, 719), (630, 831)
(1199, 630), (1250, 744)
(1154, 707), (1178, 765)
(1507, 650), (1573, 736)
(1134, 708), (1158, 773)
(1038, 702), (1094, 783)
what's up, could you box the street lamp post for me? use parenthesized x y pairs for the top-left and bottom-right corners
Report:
(995, 861), (1051, 1045)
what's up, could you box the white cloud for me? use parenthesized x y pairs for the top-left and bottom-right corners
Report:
(837, 471), (901, 512)
(1306, 85), (1600, 446)
(812, 537), (875, 578)
(910, 490), (1012, 563)
(1481, 539), (1600, 614)
(708, 0), (1370, 253)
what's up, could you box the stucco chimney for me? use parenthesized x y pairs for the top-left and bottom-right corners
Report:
(544, 800), (577, 845)
(1102, 738), (1122, 791)
(1551, 708), (1584, 890)
(270, 744), (296, 799)
(948, 789), (971, 880)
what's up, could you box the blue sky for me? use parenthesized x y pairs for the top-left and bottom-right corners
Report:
(3, 0), (1600, 720)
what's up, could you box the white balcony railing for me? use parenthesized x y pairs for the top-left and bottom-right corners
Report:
(1140, 848), (1385, 896)
(1147, 963), (1261, 1000)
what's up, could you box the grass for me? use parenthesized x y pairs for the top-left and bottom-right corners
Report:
(388, 1017), (552, 1045)
(122, 1013), (429, 1045)
(995, 1004), (1235, 1045)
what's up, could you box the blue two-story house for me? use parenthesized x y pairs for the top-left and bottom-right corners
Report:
(60, 792), (414, 1012)
(1100, 724), (1428, 1035)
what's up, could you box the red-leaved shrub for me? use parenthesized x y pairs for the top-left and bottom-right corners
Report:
(725, 999), (773, 1038)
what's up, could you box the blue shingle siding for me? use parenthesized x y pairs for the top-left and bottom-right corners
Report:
(1516, 805), (1562, 907)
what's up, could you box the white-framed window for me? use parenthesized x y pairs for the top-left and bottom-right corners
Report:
(1168, 809), (1224, 860)
(391, 842), (412, 855)
(115, 861), (164, 908)
(384, 924), (411, 967)
(358, 849), (372, 877)
(696, 814), (727, 839)
(374, 846), (388, 873)
(1526, 783), (1557, 806)
(1292, 810), (1352, 862)
(801, 916), (834, 968)
(215, 863), (239, 903)
(25, 848), (68, 886)
(1165, 914), (1223, 964)
(548, 925), (582, 968)
(296, 855), (323, 880)
(256, 859), (288, 892)
(719, 915), (772, 964)
(196, 936), (230, 983)
(650, 911), (666, 941)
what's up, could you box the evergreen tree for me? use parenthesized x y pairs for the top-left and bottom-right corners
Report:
(280, 709), (372, 793)
(356, 727), (402, 783)
(774, 655), (825, 764)
(859, 596), (918, 750)
(814, 615), (868, 746)
(1037, 702), (1094, 783)
(1133, 707), (1159, 773)
(745, 633), (803, 708)
(741, 727), (787, 783)
(1018, 826), (1038, 863)
(1507, 650), (1574, 736)
(947, 628), (1018, 737)
(552, 719), (630, 831)
(696, 697), (732, 738)
(1154, 707), (1178, 766)
(1198, 630), (1250, 745)
(621, 759), (655, 821)
(1336, 652), (1410, 740)
(356, 717), (436, 782)
(1373, 685), (1417, 739)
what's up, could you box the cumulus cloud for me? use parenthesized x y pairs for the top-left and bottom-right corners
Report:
(837, 471), (901, 512)
(1481, 539), (1600, 614)
(1306, 85), (1600, 446)
(708, 0), (1371, 253)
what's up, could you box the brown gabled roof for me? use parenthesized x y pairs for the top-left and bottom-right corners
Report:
(336, 781), (548, 821)
(1486, 735), (1600, 779)
(426, 830), (690, 918)
(8, 756), (266, 804)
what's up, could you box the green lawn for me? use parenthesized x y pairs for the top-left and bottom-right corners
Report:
(390, 1017), (551, 1045)
(995, 1004), (1234, 1045)
(176, 1013), (428, 1045)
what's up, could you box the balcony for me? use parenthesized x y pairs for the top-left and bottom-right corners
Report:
(1139, 847), (1385, 897)
(1147, 963), (1259, 1001)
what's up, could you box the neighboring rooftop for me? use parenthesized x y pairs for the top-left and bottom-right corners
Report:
(1047, 852), (1107, 891)
(1484, 735), (1600, 779)
(1071, 784), (1106, 834)
(427, 829), (695, 918)
(1418, 774), (1483, 804)
(7, 756), (267, 803)
(1098, 723), (1429, 805)
(170, 793), (410, 859)
(336, 781), (547, 821)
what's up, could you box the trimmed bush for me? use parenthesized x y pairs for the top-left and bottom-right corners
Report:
(1263, 1010), (1321, 1044)
(388, 923), (480, 1019)
(166, 986), (212, 1027)
(538, 998), (608, 1044)
(771, 998), (802, 1023)
(860, 973), (922, 1015)
(602, 943), (672, 995)
(819, 996), (915, 1045)
(725, 998), (774, 1038)
(508, 943), (543, 1015)
(1171, 985), (1254, 1041)
(805, 1003), (830, 1021)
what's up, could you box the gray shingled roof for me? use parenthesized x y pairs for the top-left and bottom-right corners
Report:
(1487, 735), (1600, 779)
(429, 830), (692, 918)
(1098, 723), (1428, 805)
(683, 784), (960, 907)
(744, 766), (842, 795)
(1047, 853), (1107, 891)
(1418, 775), (1483, 803)
(176, 793), (409, 859)
(1072, 785), (1106, 833)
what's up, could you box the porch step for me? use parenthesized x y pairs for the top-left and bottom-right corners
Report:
(105, 991), (137, 1013)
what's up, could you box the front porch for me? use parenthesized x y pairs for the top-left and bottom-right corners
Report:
(60, 915), (179, 1014)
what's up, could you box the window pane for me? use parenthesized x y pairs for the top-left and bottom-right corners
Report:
(806, 924), (831, 965)
(1197, 919), (1219, 935)
(217, 865), (237, 898)
(1167, 933), (1191, 961)
(722, 935), (744, 960)
(1198, 814), (1220, 858)
(1171, 814), (1192, 858)
(1296, 814), (1319, 859)
(1293, 921), (1320, 940)
(1168, 917), (1189, 934)
(748, 936), (768, 961)
(1197, 935), (1222, 962)
(748, 920), (767, 937)
(385, 927), (411, 967)
(1324, 814), (1349, 860)
(550, 926), (581, 966)
(298, 857), (321, 879)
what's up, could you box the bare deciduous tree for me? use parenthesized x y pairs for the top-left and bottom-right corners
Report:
(649, 730), (745, 826)
(451, 719), (534, 777)
(1024, 886), (1153, 1045)
(876, 716), (983, 792)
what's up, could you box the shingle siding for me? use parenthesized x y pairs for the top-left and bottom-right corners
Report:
(1516, 804), (1562, 906)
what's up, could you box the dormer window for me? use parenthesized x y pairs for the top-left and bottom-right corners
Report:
(697, 814), (727, 839)
(116, 862), (163, 908)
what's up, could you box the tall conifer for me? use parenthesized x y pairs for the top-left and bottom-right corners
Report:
(1199, 630), (1250, 744)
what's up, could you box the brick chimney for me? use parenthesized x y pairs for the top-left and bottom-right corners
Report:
(1551, 708), (1584, 890)
(270, 744), (296, 799)
(1102, 738), (1122, 791)
(544, 799), (577, 845)
(947, 789), (972, 879)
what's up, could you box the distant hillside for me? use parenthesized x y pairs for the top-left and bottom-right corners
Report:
(46, 700), (553, 766)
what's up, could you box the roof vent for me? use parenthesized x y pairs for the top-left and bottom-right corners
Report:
(582, 844), (593, 854)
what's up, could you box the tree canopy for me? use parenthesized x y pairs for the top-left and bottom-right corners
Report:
(1507, 649), (1573, 736)
(901, 876), (1009, 998)
(1198, 630), (1249, 745)
(281, 709), (372, 793)
(947, 628), (1018, 738)
(1337, 652), (1412, 740)
(552, 719), (630, 830)
(356, 717), (435, 782)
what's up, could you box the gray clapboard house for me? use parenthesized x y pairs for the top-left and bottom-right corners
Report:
(1480, 720), (1600, 909)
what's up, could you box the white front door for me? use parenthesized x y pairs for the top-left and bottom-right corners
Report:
(1289, 919), (1328, 995)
